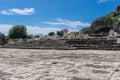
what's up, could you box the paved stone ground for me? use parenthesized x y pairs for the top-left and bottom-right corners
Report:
(0, 49), (120, 80)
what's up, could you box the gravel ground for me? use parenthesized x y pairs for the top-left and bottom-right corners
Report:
(0, 49), (120, 80)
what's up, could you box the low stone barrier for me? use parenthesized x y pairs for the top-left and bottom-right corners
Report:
(1, 39), (120, 50)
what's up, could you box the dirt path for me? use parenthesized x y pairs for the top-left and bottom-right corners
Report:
(0, 49), (120, 80)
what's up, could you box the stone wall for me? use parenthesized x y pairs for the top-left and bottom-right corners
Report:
(3, 39), (74, 49)
(2, 37), (120, 50)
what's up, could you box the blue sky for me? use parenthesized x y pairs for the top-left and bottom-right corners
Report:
(0, 0), (120, 35)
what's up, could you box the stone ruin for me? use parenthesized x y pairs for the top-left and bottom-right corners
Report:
(70, 32), (78, 39)
(108, 29), (117, 40)
(1, 26), (120, 50)
(0, 33), (5, 45)
(61, 29), (86, 39)
(62, 29), (69, 38)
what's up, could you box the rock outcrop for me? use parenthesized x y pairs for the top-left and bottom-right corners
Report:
(83, 5), (120, 36)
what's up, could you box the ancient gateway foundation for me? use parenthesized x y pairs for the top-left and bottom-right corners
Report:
(0, 28), (120, 50)
(1, 38), (120, 50)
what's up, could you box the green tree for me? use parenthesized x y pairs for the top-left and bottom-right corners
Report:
(27, 34), (33, 39)
(56, 31), (63, 37)
(8, 25), (27, 39)
(48, 32), (55, 36)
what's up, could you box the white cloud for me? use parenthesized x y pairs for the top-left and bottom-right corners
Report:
(1, 8), (35, 15)
(0, 24), (79, 35)
(1, 10), (13, 15)
(27, 26), (61, 35)
(0, 24), (61, 35)
(0, 24), (12, 34)
(44, 18), (90, 28)
(98, 0), (117, 3)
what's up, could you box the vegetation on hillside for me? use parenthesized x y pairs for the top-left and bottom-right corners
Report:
(82, 10), (120, 36)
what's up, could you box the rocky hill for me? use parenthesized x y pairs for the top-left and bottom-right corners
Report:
(83, 5), (120, 36)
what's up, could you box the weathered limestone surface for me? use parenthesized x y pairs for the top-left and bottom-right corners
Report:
(0, 49), (120, 80)
(2, 39), (120, 50)
(108, 29), (117, 40)
(62, 29), (69, 38)
(70, 32), (77, 39)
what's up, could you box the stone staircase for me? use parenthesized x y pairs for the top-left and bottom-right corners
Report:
(2, 39), (120, 50)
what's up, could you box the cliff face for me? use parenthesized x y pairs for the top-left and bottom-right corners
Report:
(91, 11), (120, 33)
(83, 5), (120, 36)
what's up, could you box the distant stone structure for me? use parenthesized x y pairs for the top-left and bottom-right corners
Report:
(78, 30), (84, 39)
(70, 32), (78, 39)
(0, 33), (5, 45)
(108, 29), (117, 40)
(115, 5), (120, 11)
(117, 36), (120, 44)
(62, 29), (69, 38)
(71, 32), (75, 39)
